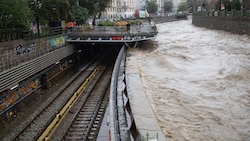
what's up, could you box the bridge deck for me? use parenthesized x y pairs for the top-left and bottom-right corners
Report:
(67, 23), (158, 43)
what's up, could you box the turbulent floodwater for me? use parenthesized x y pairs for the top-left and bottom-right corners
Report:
(127, 17), (250, 140)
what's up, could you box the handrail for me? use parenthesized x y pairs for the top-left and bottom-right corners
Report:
(71, 25), (158, 35)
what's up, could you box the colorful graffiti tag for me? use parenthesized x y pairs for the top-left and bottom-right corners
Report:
(16, 43), (36, 56)
(50, 35), (69, 48)
(0, 79), (40, 115)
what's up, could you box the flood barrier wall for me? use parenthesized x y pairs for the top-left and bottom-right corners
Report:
(192, 14), (250, 35)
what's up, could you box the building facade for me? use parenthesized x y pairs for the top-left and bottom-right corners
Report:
(117, 0), (136, 19)
(103, 0), (136, 20)
(102, 0), (118, 20)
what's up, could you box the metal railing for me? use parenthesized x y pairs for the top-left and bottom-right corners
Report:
(0, 24), (158, 43)
(71, 24), (158, 35)
(0, 26), (69, 42)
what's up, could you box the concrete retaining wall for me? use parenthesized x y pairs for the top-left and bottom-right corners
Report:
(192, 15), (250, 35)
(0, 35), (69, 72)
(0, 35), (76, 92)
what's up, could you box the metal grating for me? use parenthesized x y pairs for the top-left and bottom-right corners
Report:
(0, 45), (75, 92)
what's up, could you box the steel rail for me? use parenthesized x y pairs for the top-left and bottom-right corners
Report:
(10, 56), (102, 141)
(37, 66), (101, 141)
(62, 66), (110, 140)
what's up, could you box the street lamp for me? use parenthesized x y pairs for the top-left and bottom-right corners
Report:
(241, 0), (243, 8)
(241, 0), (244, 16)
(30, 0), (42, 35)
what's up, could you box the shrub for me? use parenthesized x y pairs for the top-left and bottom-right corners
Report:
(98, 19), (142, 26)
(98, 21), (115, 26)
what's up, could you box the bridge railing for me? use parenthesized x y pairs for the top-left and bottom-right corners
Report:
(71, 24), (158, 35)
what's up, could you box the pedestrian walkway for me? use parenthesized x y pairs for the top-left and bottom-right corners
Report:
(125, 49), (166, 141)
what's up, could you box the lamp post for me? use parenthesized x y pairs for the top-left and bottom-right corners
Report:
(241, 0), (244, 16)
(30, 0), (42, 35)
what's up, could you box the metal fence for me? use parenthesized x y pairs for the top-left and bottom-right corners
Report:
(0, 24), (158, 43)
(0, 26), (68, 42)
(72, 24), (158, 35)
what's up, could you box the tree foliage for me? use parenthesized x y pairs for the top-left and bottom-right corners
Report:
(0, 0), (112, 29)
(79, 0), (111, 17)
(215, 0), (241, 11)
(164, 0), (173, 12)
(145, 0), (158, 14)
(178, 2), (188, 12)
(178, 2), (189, 12)
(31, 0), (76, 24)
(72, 5), (88, 25)
(0, 0), (32, 29)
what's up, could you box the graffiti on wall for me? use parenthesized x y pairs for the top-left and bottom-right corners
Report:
(0, 79), (40, 115)
(50, 35), (69, 48)
(16, 43), (36, 56)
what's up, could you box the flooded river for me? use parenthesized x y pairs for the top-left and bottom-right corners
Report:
(127, 17), (250, 140)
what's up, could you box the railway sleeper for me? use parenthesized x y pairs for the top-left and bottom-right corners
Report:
(75, 120), (90, 124)
(88, 136), (95, 140)
(69, 127), (88, 132)
(77, 115), (92, 119)
(68, 131), (87, 135)
(93, 124), (98, 128)
(80, 108), (95, 112)
(81, 107), (95, 111)
(85, 104), (98, 107)
(96, 112), (102, 117)
(65, 134), (85, 140)
(89, 131), (98, 139)
(91, 127), (98, 131)
(76, 113), (94, 118)
(72, 124), (89, 128)
(79, 111), (94, 114)
(95, 118), (101, 123)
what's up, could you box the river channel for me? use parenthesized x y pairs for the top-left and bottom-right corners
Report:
(127, 17), (250, 141)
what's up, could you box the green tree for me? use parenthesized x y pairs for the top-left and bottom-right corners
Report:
(232, 0), (241, 10)
(0, 0), (32, 29)
(145, 0), (158, 14)
(79, 0), (111, 17)
(164, 0), (173, 13)
(178, 2), (189, 12)
(72, 5), (88, 25)
(215, 0), (238, 11)
(37, 0), (76, 24)
(0, 0), (112, 29)
(78, 0), (111, 24)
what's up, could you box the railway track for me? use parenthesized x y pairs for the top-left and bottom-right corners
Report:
(51, 63), (111, 140)
(9, 55), (112, 141)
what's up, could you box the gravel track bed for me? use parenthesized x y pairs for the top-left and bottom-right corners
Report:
(3, 63), (97, 141)
(51, 66), (112, 140)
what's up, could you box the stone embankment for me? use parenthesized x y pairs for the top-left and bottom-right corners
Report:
(192, 15), (250, 35)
